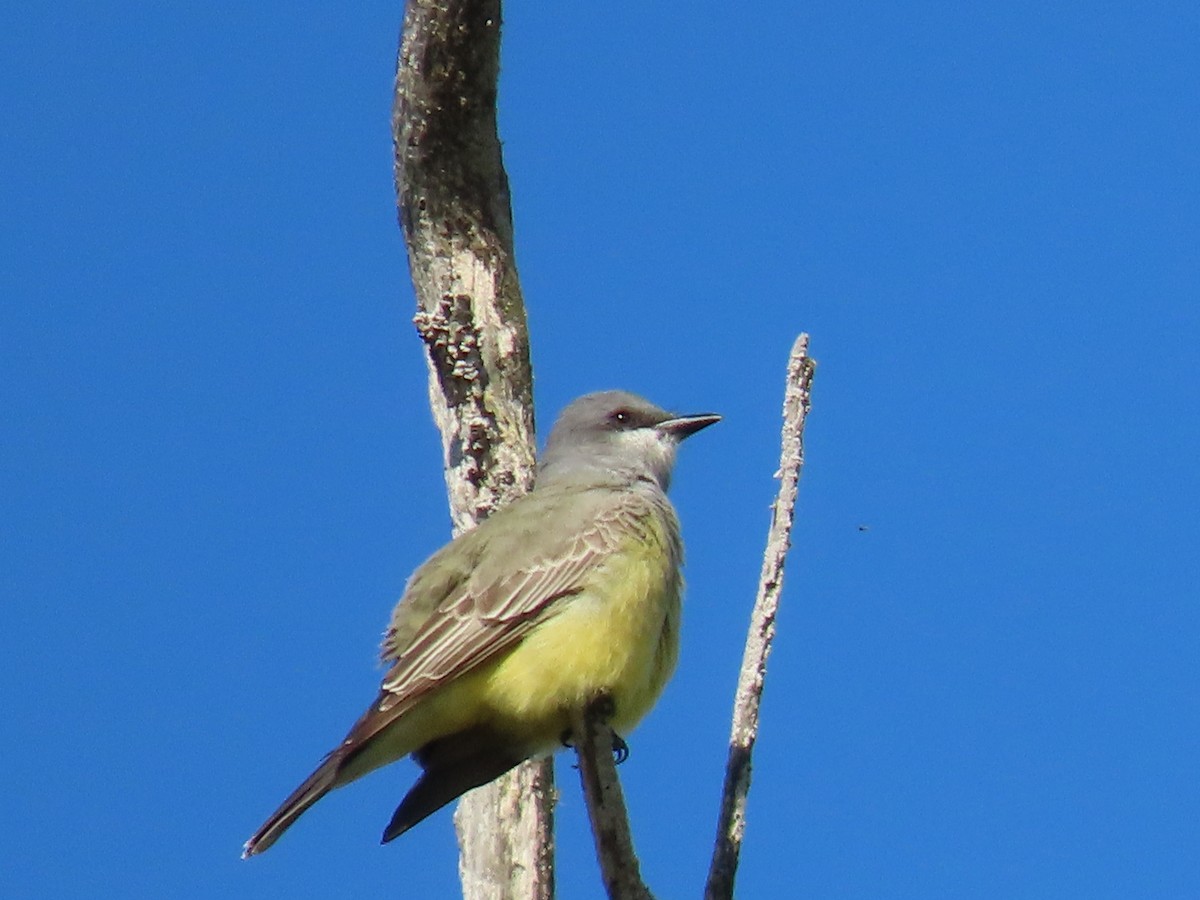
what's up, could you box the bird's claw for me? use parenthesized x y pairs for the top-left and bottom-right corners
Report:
(611, 733), (629, 765)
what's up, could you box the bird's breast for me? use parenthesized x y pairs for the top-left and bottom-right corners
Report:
(478, 514), (683, 748)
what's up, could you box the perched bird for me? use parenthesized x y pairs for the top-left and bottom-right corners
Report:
(243, 390), (719, 856)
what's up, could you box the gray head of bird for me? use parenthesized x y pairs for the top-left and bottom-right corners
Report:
(536, 390), (720, 492)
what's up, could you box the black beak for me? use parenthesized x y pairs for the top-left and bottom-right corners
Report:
(656, 413), (721, 441)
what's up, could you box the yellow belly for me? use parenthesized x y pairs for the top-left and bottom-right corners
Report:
(340, 511), (683, 782)
(476, 537), (681, 749)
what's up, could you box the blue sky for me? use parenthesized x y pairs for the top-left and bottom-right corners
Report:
(3, 2), (1198, 897)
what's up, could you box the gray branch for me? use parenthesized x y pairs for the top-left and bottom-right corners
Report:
(572, 702), (656, 900)
(705, 334), (816, 900)
(393, 1), (554, 897)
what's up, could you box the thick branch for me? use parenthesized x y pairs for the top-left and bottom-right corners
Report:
(572, 702), (655, 900)
(705, 334), (816, 900)
(393, 2), (553, 898)
(395, 0), (533, 529)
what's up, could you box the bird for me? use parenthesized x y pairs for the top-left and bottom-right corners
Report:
(242, 390), (719, 857)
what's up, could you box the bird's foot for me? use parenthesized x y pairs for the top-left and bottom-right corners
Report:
(610, 732), (629, 765)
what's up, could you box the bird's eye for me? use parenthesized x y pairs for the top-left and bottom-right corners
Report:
(609, 409), (632, 427)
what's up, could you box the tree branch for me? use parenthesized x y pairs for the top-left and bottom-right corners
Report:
(394, 0), (533, 530)
(572, 701), (655, 900)
(705, 334), (816, 900)
(393, 2), (554, 897)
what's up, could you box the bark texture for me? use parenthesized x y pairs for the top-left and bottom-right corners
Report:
(393, 2), (554, 898)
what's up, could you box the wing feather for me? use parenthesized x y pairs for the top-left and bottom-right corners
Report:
(370, 485), (654, 720)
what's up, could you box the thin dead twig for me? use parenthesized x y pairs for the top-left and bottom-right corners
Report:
(573, 702), (655, 900)
(705, 334), (816, 900)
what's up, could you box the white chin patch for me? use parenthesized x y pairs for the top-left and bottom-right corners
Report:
(621, 428), (677, 489)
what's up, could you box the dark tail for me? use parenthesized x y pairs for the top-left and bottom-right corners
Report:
(381, 727), (525, 843)
(242, 753), (341, 858)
